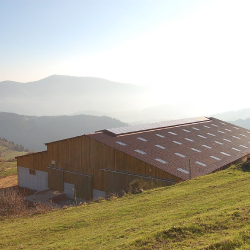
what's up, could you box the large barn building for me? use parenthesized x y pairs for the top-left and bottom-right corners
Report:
(16, 117), (250, 200)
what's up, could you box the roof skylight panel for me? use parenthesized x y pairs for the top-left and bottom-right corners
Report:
(195, 161), (206, 167)
(211, 124), (218, 127)
(232, 147), (241, 152)
(214, 141), (223, 145)
(116, 141), (127, 146)
(134, 149), (146, 155)
(177, 168), (189, 174)
(156, 134), (165, 138)
(217, 130), (225, 134)
(234, 127), (240, 130)
(198, 135), (207, 139)
(220, 152), (230, 156)
(175, 153), (186, 158)
(202, 145), (212, 149)
(137, 137), (147, 142)
(239, 145), (248, 149)
(239, 134), (246, 137)
(192, 127), (199, 130)
(173, 141), (182, 145)
(191, 148), (201, 153)
(182, 129), (190, 132)
(207, 133), (216, 136)
(155, 145), (166, 149)
(155, 158), (167, 164)
(210, 156), (221, 161)
(223, 139), (232, 142)
(225, 129), (232, 132)
(232, 136), (241, 139)
(168, 132), (177, 135)
(220, 122), (226, 125)
(184, 138), (193, 142)
(203, 125), (210, 128)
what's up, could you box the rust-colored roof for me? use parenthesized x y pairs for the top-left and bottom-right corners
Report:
(88, 117), (250, 180)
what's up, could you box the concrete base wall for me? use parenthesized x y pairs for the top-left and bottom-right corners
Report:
(17, 166), (48, 192)
(93, 189), (106, 200)
(64, 182), (74, 198)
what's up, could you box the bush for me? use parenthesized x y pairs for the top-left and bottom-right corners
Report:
(129, 178), (165, 193)
(0, 187), (55, 219)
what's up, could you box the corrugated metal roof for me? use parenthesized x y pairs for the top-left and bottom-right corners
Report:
(88, 117), (250, 181)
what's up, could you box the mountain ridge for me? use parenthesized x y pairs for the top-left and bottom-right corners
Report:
(0, 75), (149, 116)
(0, 112), (127, 151)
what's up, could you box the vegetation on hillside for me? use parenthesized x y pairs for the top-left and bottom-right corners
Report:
(0, 187), (54, 219)
(0, 137), (29, 178)
(0, 112), (127, 151)
(0, 162), (250, 249)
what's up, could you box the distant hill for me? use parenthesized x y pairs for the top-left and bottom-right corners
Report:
(0, 75), (150, 116)
(0, 112), (127, 151)
(229, 118), (250, 130)
(212, 108), (250, 121)
(75, 102), (210, 124)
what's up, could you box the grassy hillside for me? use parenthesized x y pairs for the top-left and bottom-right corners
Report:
(1, 163), (250, 249)
(0, 138), (28, 178)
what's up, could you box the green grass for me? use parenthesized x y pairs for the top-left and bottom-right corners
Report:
(0, 146), (27, 160)
(0, 143), (27, 178)
(1, 163), (250, 249)
(0, 162), (17, 178)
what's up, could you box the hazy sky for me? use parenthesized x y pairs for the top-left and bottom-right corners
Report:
(1, 0), (250, 112)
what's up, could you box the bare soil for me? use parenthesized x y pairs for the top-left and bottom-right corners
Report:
(0, 174), (18, 189)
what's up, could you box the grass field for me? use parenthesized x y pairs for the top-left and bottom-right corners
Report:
(0, 143), (27, 178)
(1, 163), (250, 249)
(0, 161), (17, 178)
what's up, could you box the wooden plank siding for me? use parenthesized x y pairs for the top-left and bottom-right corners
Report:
(104, 169), (174, 195)
(48, 167), (64, 191)
(16, 135), (182, 195)
(16, 151), (48, 172)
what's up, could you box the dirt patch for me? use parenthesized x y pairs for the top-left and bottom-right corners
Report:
(0, 174), (18, 189)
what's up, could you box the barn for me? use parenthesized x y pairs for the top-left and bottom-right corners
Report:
(16, 117), (250, 200)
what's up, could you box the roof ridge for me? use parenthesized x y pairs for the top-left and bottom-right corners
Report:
(100, 117), (211, 136)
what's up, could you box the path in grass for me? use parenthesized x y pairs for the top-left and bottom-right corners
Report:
(0, 174), (17, 188)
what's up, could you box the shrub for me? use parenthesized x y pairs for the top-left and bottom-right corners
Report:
(0, 187), (55, 219)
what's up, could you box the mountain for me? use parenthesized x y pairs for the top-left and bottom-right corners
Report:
(0, 75), (150, 116)
(0, 112), (127, 151)
(75, 102), (211, 124)
(229, 118), (250, 130)
(212, 108), (250, 121)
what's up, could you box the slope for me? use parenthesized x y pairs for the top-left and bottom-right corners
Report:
(0, 138), (28, 178)
(1, 162), (250, 249)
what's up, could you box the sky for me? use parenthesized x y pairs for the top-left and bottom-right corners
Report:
(1, 0), (250, 113)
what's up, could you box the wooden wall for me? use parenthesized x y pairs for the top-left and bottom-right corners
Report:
(17, 151), (48, 172)
(17, 135), (182, 192)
